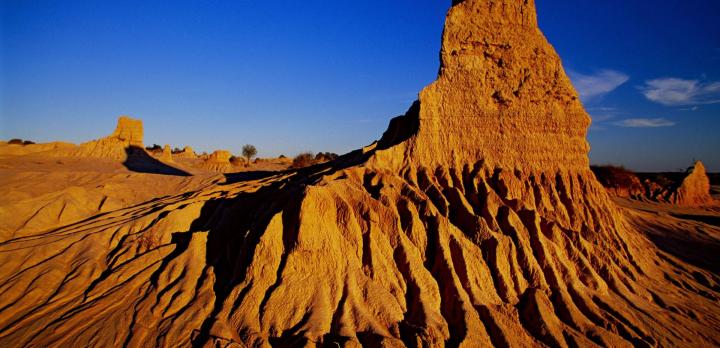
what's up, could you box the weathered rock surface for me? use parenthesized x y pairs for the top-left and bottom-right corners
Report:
(111, 116), (144, 147)
(669, 161), (713, 206)
(60, 116), (145, 160)
(160, 144), (174, 162)
(208, 150), (231, 163)
(0, 1), (718, 347)
(202, 150), (234, 172)
(177, 146), (197, 159)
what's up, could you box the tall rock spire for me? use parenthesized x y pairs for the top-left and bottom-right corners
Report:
(376, 0), (589, 171)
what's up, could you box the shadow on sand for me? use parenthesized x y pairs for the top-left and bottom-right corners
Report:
(639, 219), (720, 275)
(123, 146), (191, 176)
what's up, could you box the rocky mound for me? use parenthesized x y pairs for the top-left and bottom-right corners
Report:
(0, 1), (718, 347)
(61, 116), (145, 160)
(160, 144), (174, 162)
(177, 146), (197, 159)
(669, 161), (713, 206)
(201, 150), (234, 172)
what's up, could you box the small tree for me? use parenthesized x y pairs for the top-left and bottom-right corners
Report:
(242, 144), (257, 167)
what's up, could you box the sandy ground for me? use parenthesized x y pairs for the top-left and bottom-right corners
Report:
(1, 147), (719, 346)
(0, 148), (288, 242)
(614, 197), (720, 274)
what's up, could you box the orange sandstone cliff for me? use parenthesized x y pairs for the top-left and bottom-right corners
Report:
(0, 1), (718, 347)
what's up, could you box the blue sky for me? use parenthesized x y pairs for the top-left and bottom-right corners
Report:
(1, 0), (718, 172)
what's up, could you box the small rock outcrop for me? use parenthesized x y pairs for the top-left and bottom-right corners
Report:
(207, 150), (231, 163)
(202, 150), (233, 172)
(160, 144), (173, 162)
(669, 161), (713, 206)
(177, 146), (196, 159)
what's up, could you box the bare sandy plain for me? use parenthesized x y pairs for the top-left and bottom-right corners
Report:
(1, 0), (719, 347)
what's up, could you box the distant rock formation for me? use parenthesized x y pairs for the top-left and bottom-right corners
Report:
(669, 161), (713, 206)
(202, 150), (233, 172)
(111, 116), (143, 147)
(61, 116), (145, 160)
(177, 146), (196, 159)
(160, 144), (174, 162)
(594, 161), (714, 206)
(208, 150), (231, 163)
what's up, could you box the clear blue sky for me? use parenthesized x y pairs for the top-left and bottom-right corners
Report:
(1, 0), (718, 171)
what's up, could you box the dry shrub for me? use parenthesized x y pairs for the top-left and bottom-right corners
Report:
(145, 144), (162, 153)
(590, 165), (640, 191)
(292, 152), (316, 168)
(315, 152), (338, 163)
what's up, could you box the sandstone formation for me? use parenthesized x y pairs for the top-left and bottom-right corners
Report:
(593, 162), (715, 206)
(208, 150), (231, 163)
(177, 146), (197, 159)
(669, 161), (713, 206)
(111, 116), (144, 146)
(0, 1), (718, 347)
(62, 116), (145, 160)
(201, 150), (233, 172)
(160, 144), (174, 162)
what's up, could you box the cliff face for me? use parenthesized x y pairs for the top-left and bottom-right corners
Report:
(0, 1), (718, 347)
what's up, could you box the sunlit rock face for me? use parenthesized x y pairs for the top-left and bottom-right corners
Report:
(112, 116), (144, 147)
(373, 0), (589, 172)
(0, 1), (718, 348)
(670, 161), (713, 206)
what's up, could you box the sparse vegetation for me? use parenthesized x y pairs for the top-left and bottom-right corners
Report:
(6, 138), (35, 146)
(242, 144), (257, 167)
(292, 152), (316, 168)
(145, 144), (162, 153)
(590, 164), (641, 191)
(315, 152), (339, 162)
